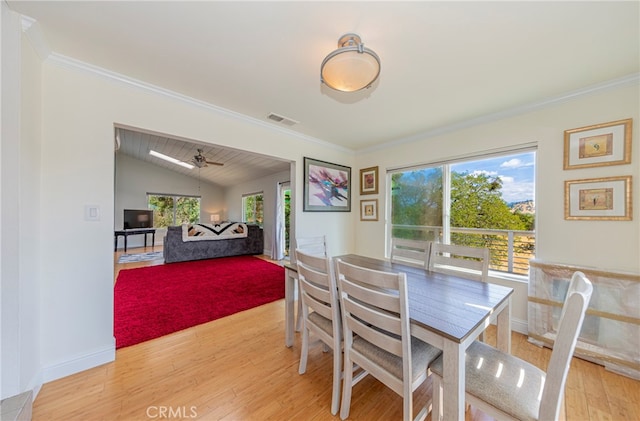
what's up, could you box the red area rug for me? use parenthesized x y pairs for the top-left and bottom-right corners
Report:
(114, 255), (284, 349)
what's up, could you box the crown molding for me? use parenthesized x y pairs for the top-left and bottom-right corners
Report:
(43, 53), (353, 155)
(16, 13), (638, 157)
(362, 73), (640, 154)
(20, 15), (51, 60)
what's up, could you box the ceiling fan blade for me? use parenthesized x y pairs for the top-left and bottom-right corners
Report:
(205, 160), (224, 166)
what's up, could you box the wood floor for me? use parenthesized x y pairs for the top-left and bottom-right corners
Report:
(32, 247), (640, 420)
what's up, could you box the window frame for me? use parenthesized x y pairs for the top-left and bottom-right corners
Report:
(386, 145), (536, 279)
(242, 191), (264, 227)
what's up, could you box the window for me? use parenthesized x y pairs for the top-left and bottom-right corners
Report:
(389, 149), (535, 275)
(147, 193), (201, 228)
(242, 192), (264, 227)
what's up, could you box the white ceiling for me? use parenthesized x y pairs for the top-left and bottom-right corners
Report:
(8, 1), (639, 186)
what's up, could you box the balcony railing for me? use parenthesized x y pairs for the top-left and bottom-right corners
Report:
(391, 225), (535, 276)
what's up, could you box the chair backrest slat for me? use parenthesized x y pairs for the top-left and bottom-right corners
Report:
(295, 248), (340, 337)
(337, 259), (409, 359)
(429, 243), (489, 282)
(390, 238), (430, 268)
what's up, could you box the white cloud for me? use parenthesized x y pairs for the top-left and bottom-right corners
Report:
(500, 158), (523, 168)
(501, 181), (535, 203)
(471, 170), (498, 177)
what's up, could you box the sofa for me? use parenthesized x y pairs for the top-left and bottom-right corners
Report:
(163, 224), (264, 263)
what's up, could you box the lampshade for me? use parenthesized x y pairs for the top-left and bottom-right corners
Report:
(210, 214), (220, 223)
(321, 33), (381, 92)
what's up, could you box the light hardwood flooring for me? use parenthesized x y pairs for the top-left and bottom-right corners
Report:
(33, 248), (640, 420)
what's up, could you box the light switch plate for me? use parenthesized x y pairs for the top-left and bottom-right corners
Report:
(84, 205), (100, 221)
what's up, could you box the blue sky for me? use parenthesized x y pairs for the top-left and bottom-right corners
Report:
(451, 152), (535, 203)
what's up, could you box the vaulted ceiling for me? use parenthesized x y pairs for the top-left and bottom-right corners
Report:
(115, 127), (291, 188)
(9, 1), (639, 186)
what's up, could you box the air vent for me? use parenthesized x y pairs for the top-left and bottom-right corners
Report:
(267, 113), (298, 127)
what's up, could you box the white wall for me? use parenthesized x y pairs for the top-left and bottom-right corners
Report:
(1, 4), (42, 400)
(34, 54), (354, 383)
(114, 153), (225, 249)
(225, 169), (290, 256)
(354, 83), (640, 326)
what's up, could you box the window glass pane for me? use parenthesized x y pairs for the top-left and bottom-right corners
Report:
(450, 152), (535, 275)
(176, 196), (200, 225)
(147, 194), (201, 227)
(389, 150), (536, 276)
(391, 167), (443, 241)
(242, 193), (264, 227)
(148, 195), (174, 228)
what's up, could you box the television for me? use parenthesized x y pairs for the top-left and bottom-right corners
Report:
(123, 209), (154, 229)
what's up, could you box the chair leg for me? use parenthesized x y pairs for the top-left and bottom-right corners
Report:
(298, 322), (309, 375)
(331, 343), (342, 415)
(403, 382), (413, 421)
(340, 353), (354, 420)
(295, 278), (303, 332)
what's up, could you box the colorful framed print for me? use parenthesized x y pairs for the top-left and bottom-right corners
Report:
(360, 199), (378, 221)
(303, 157), (351, 212)
(563, 118), (632, 169)
(564, 176), (632, 220)
(359, 166), (379, 195)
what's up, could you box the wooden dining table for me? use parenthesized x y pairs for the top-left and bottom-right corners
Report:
(284, 254), (514, 421)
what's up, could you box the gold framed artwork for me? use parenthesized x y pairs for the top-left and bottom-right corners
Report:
(564, 176), (632, 220)
(563, 118), (632, 170)
(359, 166), (379, 195)
(360, 199), (378, 221)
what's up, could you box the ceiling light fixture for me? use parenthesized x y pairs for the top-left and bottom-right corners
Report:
(321, 33), (381, 92)
(149, 150), (194, 169)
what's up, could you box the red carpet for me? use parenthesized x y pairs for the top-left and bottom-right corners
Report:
(114, 255), (284, 349)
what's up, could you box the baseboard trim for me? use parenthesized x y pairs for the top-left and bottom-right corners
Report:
(511, 317), (527, 335)
(41, 341), (115, 383)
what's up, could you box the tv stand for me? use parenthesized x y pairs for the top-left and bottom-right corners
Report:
(114, 228), (156, 253)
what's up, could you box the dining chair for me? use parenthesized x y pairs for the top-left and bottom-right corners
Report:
(430, 271), (593, 421)
(390, 237), (431, 268)
(295, 235), (328, 257)
(294, 236), (328, 331)
(336, 259), (443, 421)
(428, 242), (489, 282)
(296, 248), (345, 415)
(428, 242), (490, 341)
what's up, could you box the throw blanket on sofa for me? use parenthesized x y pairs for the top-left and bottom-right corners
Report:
(182, 222), (248, 241)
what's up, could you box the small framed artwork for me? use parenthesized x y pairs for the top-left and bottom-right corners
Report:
(563, 118), (632, 170)
(303, 157), (351, 212)
(360, 166), (379, 195)
(565, 176), (632, 220)
(360, 199), (378, 221)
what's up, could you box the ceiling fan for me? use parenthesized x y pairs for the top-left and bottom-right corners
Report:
(191, 149), (224, 168)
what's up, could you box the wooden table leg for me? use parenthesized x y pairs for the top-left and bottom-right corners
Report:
(442, 340), (465, 421)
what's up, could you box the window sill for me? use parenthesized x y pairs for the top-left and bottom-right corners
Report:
(488, 270), (529, 284)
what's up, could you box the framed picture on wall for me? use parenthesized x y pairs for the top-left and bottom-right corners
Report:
(360, 199), (378, 221)
(359, 166), (379, 195)
(564, 176), (632, 220)
(303, 157), (351, 212)
(563, 118), (632, 169)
